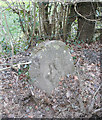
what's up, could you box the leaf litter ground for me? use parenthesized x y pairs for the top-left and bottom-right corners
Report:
(0, 41), (101, 118)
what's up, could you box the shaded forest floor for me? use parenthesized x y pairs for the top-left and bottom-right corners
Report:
(0, 41), (101, 118)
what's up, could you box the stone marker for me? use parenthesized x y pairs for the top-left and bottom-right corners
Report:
(29, 40), (74, 94)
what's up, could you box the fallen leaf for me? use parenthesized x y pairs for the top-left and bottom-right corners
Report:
(35, 105), (38, 109)
(91, 63), (95, 66)
(89, 72), (95, 77)
(59, 81), (62, 85)
(71, 54), (75, 57)
(73, 76), (78, 80)
(97, 63), (100, 67)
(9, 84), (12, 87)
(60, 77), (64, 81)
(28, 115), (33, 118)
(66, 90), (71, 98)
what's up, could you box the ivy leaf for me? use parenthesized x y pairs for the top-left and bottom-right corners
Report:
(75, 19), (77, 23)
(6, 8), (11, 11)
(27, 4), (30, 9)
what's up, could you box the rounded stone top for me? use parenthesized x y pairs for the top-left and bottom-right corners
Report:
(29, 40), (74, 94)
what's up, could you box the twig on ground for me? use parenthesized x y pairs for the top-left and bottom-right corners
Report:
(76, 58), (86, 114)
(93, 108), (102, 114)
(88, 83), (102, 112)
(0, 61), (31, 71)
(87, 107), (102, 118)
(29, 84), (38, 104)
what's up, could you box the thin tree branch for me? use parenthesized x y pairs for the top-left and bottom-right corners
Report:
(74, 3), (101, 22)
(0, 61), (31, 71)
(30, 1), (36, 47)
(88, 83), (102, 112)
(92, 108), (102, 114)
(4, 13), (14, 66)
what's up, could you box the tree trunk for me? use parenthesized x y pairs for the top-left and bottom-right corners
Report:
(42, 2), (52, 37)
(76, 2), (97, 44)
(66, 5), (76, 42)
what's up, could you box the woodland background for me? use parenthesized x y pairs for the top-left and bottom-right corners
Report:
(0, 0), (102, 119)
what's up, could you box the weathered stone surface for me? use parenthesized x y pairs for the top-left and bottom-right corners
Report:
(29, 40), (74, 94)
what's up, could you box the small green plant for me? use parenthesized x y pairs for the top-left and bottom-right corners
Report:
(73, 56), (77, 60)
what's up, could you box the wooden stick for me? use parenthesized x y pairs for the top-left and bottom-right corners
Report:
(0, 61), (31, 71)
(74, 3), (101, 22)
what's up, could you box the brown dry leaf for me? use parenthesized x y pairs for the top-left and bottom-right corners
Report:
(97, 63), (100, 67)
(9, 84), (12, 87)
(35, 105), (38, 109)
(73, 76), (78, 80)
(60, 77), (64, 81)
(0, 58), (2, 64)
(71, 54), (75, 57)
(59, 81), (62, 85)
(91, 63), (95, 66)
(28, 115), (33, 118)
